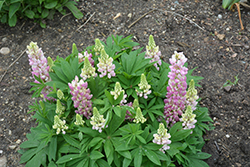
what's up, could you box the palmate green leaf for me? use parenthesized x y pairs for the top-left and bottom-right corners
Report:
(169, 122), (182, 135)
(19, 148), (37, 164)
(88, 137), (104, 148)
(64, 1), (83, 19)
(107, 110), (125, 134)
(188, 157), (210, 167)
(134, 149), (142, 167)
(123, 158), (132, 167)
(143, 149), (161, 166)
(63, 134), (80, 148)
(90, 151), (104, 160)
(60, 59), (74, 81)
(78, 127), (99, 137)
(56, 154), (81, 164)
(52, 66), (69, 83)
(48, 161), (57, 167)
(171, 129), (192, 142)
(96, 159), (110, 167)
(48, 136), (57, 161)
(25, 148), (47, 167)
(105, 90), (114, 105)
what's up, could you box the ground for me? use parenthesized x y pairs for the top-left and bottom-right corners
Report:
(0, 0), (250, 166)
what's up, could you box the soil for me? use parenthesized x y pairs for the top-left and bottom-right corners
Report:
(0, 0), (250, 166)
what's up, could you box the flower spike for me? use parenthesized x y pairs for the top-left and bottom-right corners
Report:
(153, 123), (171, 153)
(136, 74), (151, 99)
(90, 107), (107, 133)
(53, 115), (68, 135)
(133, 107), (146, 124)
(94, 38), (104, 55)
(186, 79), (199, 111)
(145, 35), (162, 70)
(74, 114), (85, 126)
(80, 57), (97, 80)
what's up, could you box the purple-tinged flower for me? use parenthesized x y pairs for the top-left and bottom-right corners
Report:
(145, 35), (162, 70)
(68, 76), (93, 119)
(97, 49), (116, 78)
(180, 106), (197, 132)
(90, 107), (107, 133)
(186, 79), (199, 111)
(78, 51), (94, 66)
(136, 74), (151, 99)
(52, 115), (68, 135)
(164, 51), (188, 127)
(80, 57), (97, 80)
(27, 41), (54, 101)
(153, 123), (171, 153)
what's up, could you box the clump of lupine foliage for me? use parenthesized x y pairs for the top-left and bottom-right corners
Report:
(19, 35), (214, 167)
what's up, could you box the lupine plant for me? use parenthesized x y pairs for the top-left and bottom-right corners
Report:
(19, 35), (214, 167)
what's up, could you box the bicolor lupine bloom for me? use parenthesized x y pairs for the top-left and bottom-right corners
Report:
(94, 38), (104, 55)
(80, 57), (97, 80)
(74, 114), (85, 126)
(145, 35), (162, 70)
(27, 42), (53, 101)
(68, 76), (93, 119)
(186, 79), (199, 111)
(55, 99), (65, 115)
(110, 82), (127, 104)
(153, 123), (171, 153)
(180, 106), (197, 131)
(97, 49), (116, 78)
(133, 107), (146, 124)
(164, 51), (188, 127)
(90, 107), (107, 133)
(53, 115), (68, 135)
(136, 74), (151, 99)
(78, 51), (94, 66)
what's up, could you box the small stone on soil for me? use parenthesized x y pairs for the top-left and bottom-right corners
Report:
(224, 85), (231, 92)
(226, 134), (230, 138)
(0, 47), (10, 55)
(0, 155), (7, 167)
(9, 145), (17, 150)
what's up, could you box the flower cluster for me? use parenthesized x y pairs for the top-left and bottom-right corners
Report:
(90, 107), (107, 132)
(164, 51), (188, 127)
(27, 42), (53, 101)
(180, 106), (197, 131)
(110, 82), (127, 104)
(74, 114), (85, 126)
(133, 107), (146, 124)
(186, 79), (199, 111)
(145, 35), (162, 70)
(97, 49), (116, 78)
(78, 51), (94, 66)
(153, 123), (171, 153)
(80, 57), (97, 80)
(55, 99), (65, 115)
(94, 38), (104, 55)
(53, 115), (68, 134)
(68, 76), (93, 119)
(136, 74), (151, 99)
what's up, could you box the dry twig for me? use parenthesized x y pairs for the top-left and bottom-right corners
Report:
(76, 12), (96, 32)
(60, 13), (71, 21)
(128, 9), (155, 28)
(0, 50), (26, 83)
